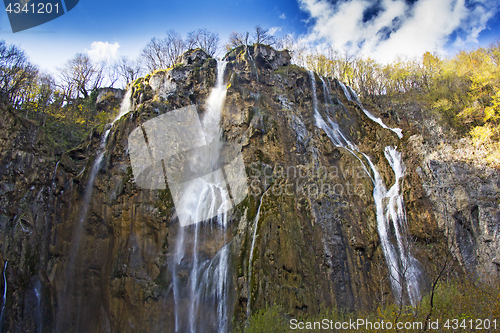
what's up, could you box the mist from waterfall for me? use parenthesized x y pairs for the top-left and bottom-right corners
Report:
(310, 71), (423, 305)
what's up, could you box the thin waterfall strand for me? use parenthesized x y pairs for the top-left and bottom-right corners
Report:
(246, 188), (269, 319)
(337, 81), (403, 139)
(71, 88), (133, 263)
(312, 72), (422, 305)
(247, 49), (259, 82)
(113, 89), (133, 123)
(57, 92), (133, 332)
(68, 128), (110, 267)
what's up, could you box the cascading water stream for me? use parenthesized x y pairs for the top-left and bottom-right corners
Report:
(247, 49), (259, 82)
(337, 81), (403, 139)
(310, 72), (373, 180)
(338, 80), (352, 101)
(114, 89), (133, 123)
(320, 76), (334, 108)
(67, 128), (110, 267)
(383, 147), (422, 304)
(171, 60), (233, 333)
(52, 160), (60, 184)
(310, 71), (422, 305)
(69, 87), (133, 265)
(56, 89), (134, 332)
(246, 187), (270, 319)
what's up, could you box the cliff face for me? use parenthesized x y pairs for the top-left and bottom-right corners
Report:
(0, 106), (59, 332)
(0, 45), (497, 332)
(407, 136), (500, 280)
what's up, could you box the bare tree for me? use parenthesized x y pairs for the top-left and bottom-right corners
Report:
(0, 40), (38, 106)
(59, 53), (104, 99)
(140, 37), (169, 72)
(140, 30), (186, 72)
(254, 25), (276, 46)
(187, 29), (220, 57)
(276, 34), (295, 51)
(106, 62), (119, 88)
(279, 36), (306, 67)
(164, 30), (186, 64)
(116, 57), (142, 87)
(225, 31), (250, 51)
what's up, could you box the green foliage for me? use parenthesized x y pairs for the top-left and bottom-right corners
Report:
(0, 40), (38, 107)
(18, 86), (119, 151)
(305, 41), (500, 165)
(243, 306), (288, 333)
(243, 279), (500, 332)
(0, 41), (125, 152)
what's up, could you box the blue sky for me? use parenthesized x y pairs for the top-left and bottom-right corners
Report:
(1, 0), (499, 76)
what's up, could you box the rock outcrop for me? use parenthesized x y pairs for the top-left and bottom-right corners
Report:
(408, 135), (500, 280)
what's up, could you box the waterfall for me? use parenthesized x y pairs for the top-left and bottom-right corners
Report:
(312, 73), (422, 305)
(338, 80), (352, 101)
(310, 72), (372, 179)
(69, 87), (133, 265)
(68, 128), (110, 268)
(247, 48), (259, 82)
(326, 78), (334, 105)
(383, 147), (422, 304)
(202, 61), (228, 142)
(319, 76), (333, 107)
(246, 187), (269, 319)
(337, 81), (403, 139)
(172, 59), (233, 333)
(310, 71), (319, 114)
(113, 89), (133, 123)
(0, 261), (7, 331)
(52, 160), (60, 184)
(56, 90), (134, 332)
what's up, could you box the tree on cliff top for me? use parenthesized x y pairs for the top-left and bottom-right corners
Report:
(141, 30), (186, 72)
(0, 40), (38, 107)
(186, 29), (219, 57)
(59, 53), (104, 99)
(254, 25), (276, 46)
(115, 56), (142, 86)
(225, 31), (249, 51)
(224, 26), (278, 51)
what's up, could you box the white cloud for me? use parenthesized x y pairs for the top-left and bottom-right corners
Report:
(280, 13), (286, 19)
(269, 27), (282, 36)
(298, 0), (500, 63)
(86, 41), (120, 62)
